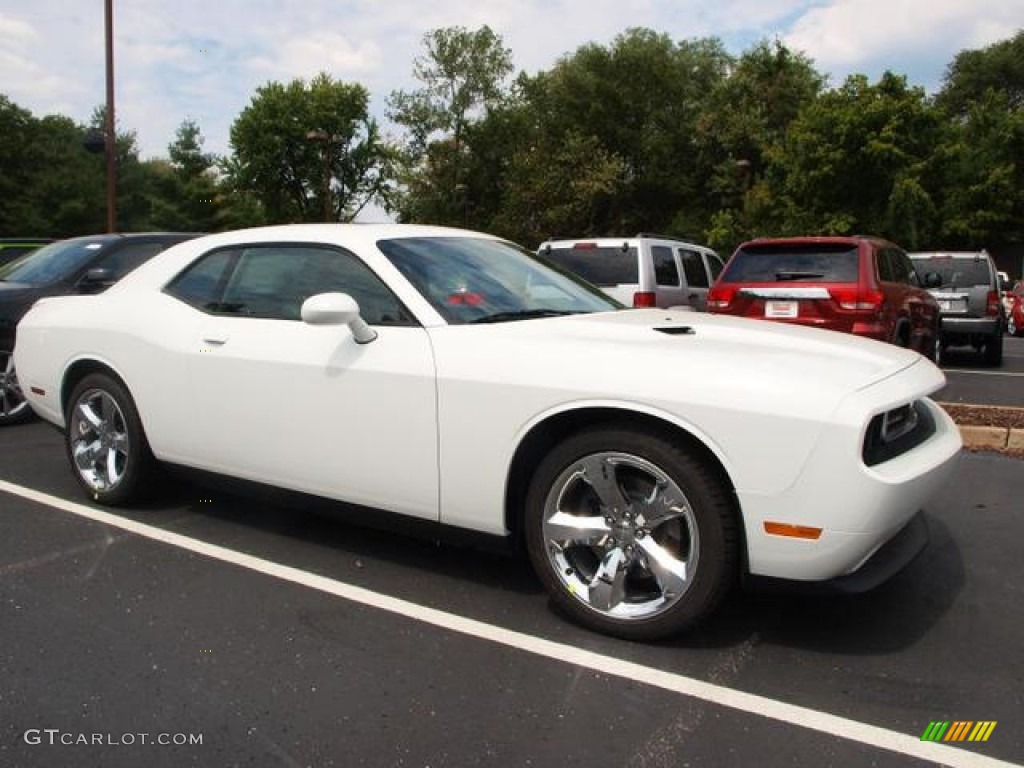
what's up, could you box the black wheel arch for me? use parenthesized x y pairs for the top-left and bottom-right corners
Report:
(503, 407), (740, 551)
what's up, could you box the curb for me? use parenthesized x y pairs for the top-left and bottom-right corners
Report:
(957, 425), (1023, 453)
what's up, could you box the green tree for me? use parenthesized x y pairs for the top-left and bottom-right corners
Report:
(695, 40), (824, 249)
(769, 72), (942, 248)
(505, 30), (731, 240)
(227, 72), (394, 223)
(388, 25), (514, 224)
(148, 119), (221, 231)
(935, 29), (1024, 117)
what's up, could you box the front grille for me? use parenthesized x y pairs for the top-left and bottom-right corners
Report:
(862, 401), (936, 467)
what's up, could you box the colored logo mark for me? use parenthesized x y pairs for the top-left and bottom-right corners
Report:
(921, 721), (997, 742)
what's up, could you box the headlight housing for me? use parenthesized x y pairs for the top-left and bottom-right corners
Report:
(862, 400), (936, 466)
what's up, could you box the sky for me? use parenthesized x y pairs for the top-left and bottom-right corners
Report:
(2, 0), (1023, 162)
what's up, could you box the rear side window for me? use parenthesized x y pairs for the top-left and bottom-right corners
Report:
(720, 244), (859, 283)
(680, 249), (709, 288)
(912, 257), (992, 288)
(543, 245), (639, 286)
(652, 246), (679, 286)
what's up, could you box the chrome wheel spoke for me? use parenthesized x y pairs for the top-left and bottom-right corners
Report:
(589, 548), (627, 612)
(636, 489), (687, 530)
(545, 510), (610, 549)
(73, 440), (103, 471)
(106, 448), (122, 485)
(77, 401), (104, 431)
(578, 455), (630, 512)
(638, 537), (689, 598)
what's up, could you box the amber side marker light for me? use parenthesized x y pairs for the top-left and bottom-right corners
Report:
(764, 522), (823, 540)
(30, 387), (46, 396)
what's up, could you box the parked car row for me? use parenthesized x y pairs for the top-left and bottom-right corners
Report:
(537, 234), (1012, 367)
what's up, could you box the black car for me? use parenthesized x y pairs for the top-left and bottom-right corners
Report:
(0, 233), (200, 425)
(0, 238), (54, 267)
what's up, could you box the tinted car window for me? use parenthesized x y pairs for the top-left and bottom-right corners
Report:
(652, 246), (679, 286)
(166, 245), (414, 325)
(913, 257), (992, 288)
(707, 253), (725, 281)
(95, 243), (169, 281)
(0, 238), (113, 285)
(542, 245), (639, 286)
(720, 244), (859, 283)
(165, 249), (237, 310)
(680, 249), (709, 288)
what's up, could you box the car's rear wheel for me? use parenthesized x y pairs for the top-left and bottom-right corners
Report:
(0, 351), (35, 426)
(524, 426), (738, 640)
(983, 330), (1003, 366)
(65, 373), (155, 506)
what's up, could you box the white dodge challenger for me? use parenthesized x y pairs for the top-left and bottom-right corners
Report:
(13, 224), (962, 639)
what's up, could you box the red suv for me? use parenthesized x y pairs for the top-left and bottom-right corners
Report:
(707, 236), (941, 360)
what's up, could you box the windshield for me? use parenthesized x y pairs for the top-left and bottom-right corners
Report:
(721, 244), (859, 283)
(0, 238), (109, 285)
(911, 256), (991, 288)
(377, 237), (621, 324)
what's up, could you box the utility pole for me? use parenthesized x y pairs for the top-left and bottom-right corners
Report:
(104, 0), (117, 232)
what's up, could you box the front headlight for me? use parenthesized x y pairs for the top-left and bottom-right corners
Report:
(862, 400), (936, 467)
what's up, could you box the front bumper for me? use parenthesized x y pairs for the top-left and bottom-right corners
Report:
(746, 510), (929, 594)
(739, 395), (961, 583)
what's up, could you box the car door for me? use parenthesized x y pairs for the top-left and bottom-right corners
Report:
(166, 242), (440, 521)
(678, 247), (711, 311)
(650, 244), (686, 307)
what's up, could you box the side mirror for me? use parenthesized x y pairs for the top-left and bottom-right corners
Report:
(300, 292), (377, 344)
(78, 267), (116, 293)
(923, 272), (942, 289)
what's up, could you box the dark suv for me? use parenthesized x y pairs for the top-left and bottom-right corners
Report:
(0, 233), (200, 425)
(909, 250), (1006, 366)
(707, 236), (941, 359)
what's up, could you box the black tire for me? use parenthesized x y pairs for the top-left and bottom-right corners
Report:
(65, 373), (155, 506)
(524, 425), (738, 640)
(983, 330), (1003, 366)
(0, 350), (36, 426)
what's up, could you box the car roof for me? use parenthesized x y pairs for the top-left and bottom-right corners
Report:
(738, 235), (887, 248)
(540, 235), (710, 248)
(908, 251), (990, 259)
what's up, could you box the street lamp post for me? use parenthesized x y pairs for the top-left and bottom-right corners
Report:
(306, 129), (337, 222)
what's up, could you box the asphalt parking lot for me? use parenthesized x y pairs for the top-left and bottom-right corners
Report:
(936, 335), (1024, 406)
(1, 416), (1022, 767)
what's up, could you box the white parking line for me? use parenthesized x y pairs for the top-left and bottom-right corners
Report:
(0, 478), (1018, 768)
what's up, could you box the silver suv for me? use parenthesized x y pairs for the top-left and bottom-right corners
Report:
(909, 250), (1006, 366)
(538, 234), (724, 310)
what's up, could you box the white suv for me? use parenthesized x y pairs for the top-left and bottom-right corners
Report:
(538, 234), (724, 310)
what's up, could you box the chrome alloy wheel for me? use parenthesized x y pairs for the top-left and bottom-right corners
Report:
(541, 451), (699, 620)
(0, 351), (30, 420)
(69, 388), (131, 493)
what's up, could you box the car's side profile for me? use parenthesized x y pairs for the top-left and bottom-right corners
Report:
(708, 236), (941, 360)
(14, 224), (962, 639)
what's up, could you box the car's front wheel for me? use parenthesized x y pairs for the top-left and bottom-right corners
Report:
(65, 373), (155, 506)
(0, 351), (36, 426)
(524, 426), (738, 640)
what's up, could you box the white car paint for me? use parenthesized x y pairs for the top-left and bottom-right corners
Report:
(15, 224), (962, 586)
